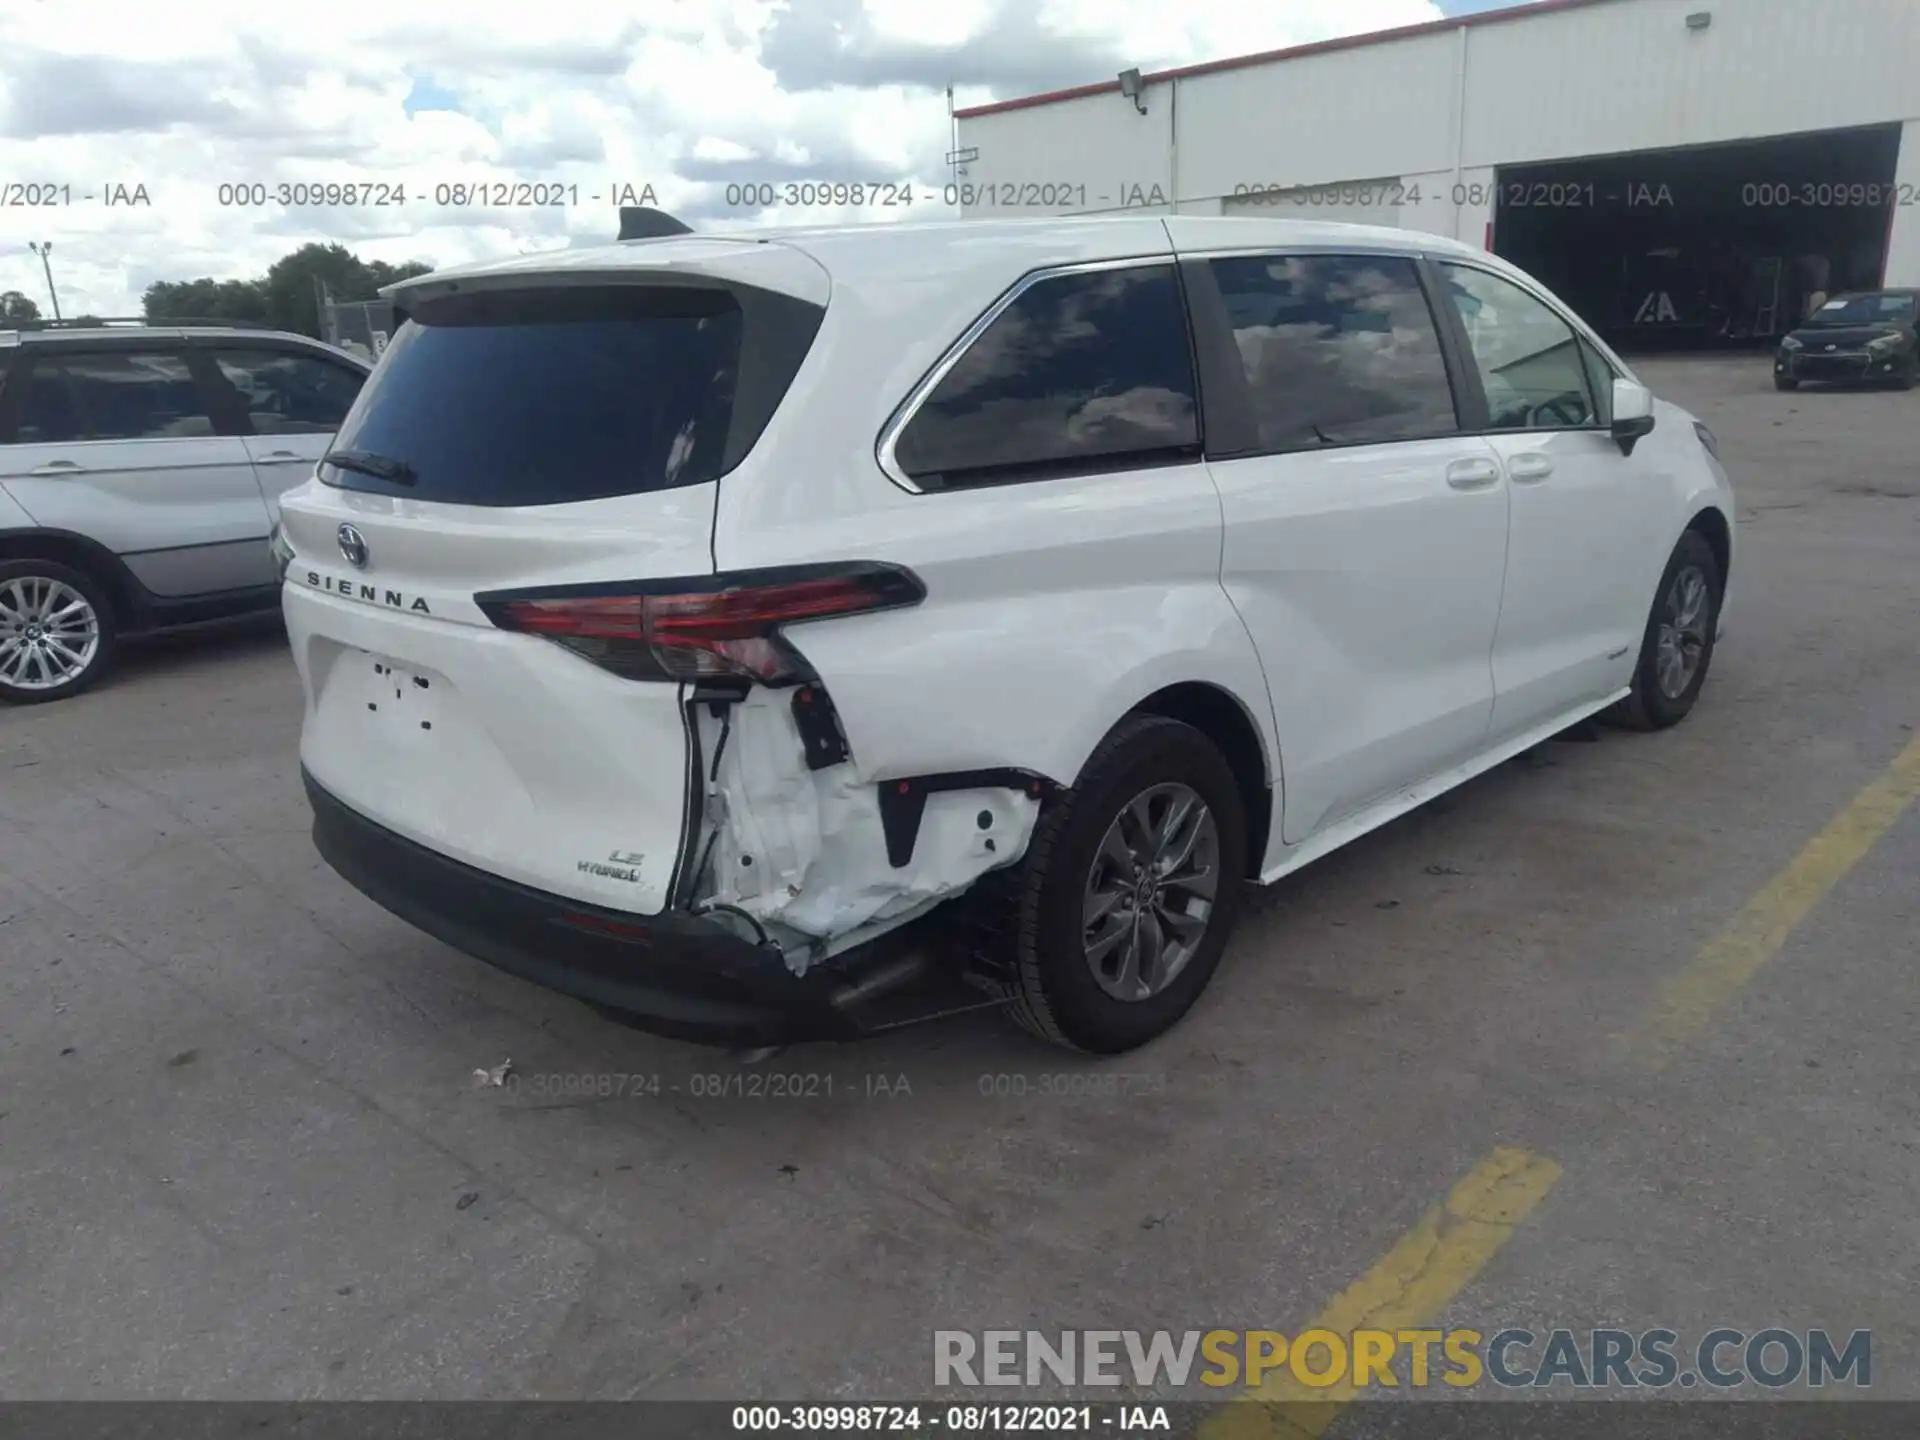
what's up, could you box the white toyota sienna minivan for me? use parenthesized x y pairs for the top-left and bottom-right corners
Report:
(276, 212), (1734, 1053)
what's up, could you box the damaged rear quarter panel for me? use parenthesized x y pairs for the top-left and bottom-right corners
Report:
(689, 688), (1040, 967)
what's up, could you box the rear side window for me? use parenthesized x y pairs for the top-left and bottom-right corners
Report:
(1207, 253), (1459, 452)
(891, 265), (1200, 490)
(322, 284), (819, 507)
(213, 348), (365, 434)
(15, 350), (214, 443)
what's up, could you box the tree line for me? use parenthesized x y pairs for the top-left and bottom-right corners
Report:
(7, 243), (431, 335)
(1, 291), (107, 323)
(143, 242), (432, 337)
(1, 291), (54, 321)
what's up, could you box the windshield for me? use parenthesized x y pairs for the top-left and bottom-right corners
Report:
(1806, 293), (1917, 328)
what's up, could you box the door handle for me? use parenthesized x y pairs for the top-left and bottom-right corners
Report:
(1445, 457), (1502, 490)
(255, 451), (307, 463)
(1507, 453), (1555, 484)
(29, 460), (85, 476)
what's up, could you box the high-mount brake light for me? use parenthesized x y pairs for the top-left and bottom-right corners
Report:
(477, 563), (925, 685)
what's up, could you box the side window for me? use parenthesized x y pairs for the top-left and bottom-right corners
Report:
(891, 265), (1199, 490)
(211, 348), (366, 434)
(1438, 265), (1597, 431)
(25, 350), (215, 442)
(1207, 253), (1459, 451)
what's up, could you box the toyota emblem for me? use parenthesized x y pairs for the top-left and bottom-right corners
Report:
(337, 523), (369, 569)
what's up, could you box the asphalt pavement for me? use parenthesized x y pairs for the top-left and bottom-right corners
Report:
(1, 355), (1915, 1407)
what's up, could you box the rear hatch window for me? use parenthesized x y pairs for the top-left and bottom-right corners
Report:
(321, 282), (821, 507)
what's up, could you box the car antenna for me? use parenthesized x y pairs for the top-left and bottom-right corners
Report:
(618, 207), (693, 241)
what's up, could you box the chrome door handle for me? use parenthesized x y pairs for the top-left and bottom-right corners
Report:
(29, 459), (85, 476)
(1445, 457), (1501, 490)
(255, 451), (307, 463)
(1507, 453), (1555, 484)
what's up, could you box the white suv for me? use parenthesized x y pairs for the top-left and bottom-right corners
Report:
(0, 321), (371, 703)
(278, 215), (1734, 1053)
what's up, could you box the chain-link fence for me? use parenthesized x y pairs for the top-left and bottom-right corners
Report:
(320, 297), (395, 361)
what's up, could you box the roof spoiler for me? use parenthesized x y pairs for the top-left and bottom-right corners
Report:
(618, 206), (694, 242)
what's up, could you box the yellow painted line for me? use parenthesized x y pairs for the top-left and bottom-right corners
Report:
(1618, 733), (1920, 1072)
(1200, 1147), (1562, 1440)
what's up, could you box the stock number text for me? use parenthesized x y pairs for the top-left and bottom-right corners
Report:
(978, 1072), (1166, 1099)
(1232, 181), (1422, 207)
(730, 1405), (1100, 1432)
(1743, 182), (1918, 208)
(218, 182), (407, 207)
(725, 181), (916, 209)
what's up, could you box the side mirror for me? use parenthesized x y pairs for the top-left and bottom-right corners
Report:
(1611, 378), (1656, 456)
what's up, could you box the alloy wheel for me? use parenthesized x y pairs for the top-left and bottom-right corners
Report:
(0, 575), (101, 692)
(1081, 782), (1220, 1002)
(1655, 564), (1711, 701)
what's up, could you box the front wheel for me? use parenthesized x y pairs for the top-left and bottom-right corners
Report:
(0, 559), (117, 705)
(985, 715), (1248, 1053)
(1773, 375), (1799, 392)
(1606, 530), (1722, 732)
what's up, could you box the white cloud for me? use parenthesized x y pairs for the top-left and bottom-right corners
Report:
(0, 0), (1443, 317)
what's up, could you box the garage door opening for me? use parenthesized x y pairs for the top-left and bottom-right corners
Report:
(1493, 124), (1904, 353)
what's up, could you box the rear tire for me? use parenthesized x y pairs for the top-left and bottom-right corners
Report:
(1605, 530), (1722, 733)
(0, 558), (117, 705)
(978, 715), (1248, 1054)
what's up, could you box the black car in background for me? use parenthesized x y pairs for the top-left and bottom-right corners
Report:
(1775, 290), (1919, 391)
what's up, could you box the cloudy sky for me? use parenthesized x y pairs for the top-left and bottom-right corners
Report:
(0, 0), (1518, 318)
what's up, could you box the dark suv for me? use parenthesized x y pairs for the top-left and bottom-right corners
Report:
(0, 319), (372, 703)
(1775, 290), (1920, 391)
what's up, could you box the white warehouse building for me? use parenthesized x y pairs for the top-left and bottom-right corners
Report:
(953, 0), (1920, 347)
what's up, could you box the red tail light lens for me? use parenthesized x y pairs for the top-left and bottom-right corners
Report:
(477, 563), (925, 685)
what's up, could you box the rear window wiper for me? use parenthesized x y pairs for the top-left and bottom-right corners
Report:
(323, 448), (418, 485)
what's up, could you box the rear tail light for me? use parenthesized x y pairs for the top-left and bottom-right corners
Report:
(477, 562), (925, 685)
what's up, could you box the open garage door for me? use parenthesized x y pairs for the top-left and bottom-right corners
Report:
(1494, 124), (1903, 352)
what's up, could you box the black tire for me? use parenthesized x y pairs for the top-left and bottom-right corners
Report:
(975, 715), (1248, 1054)
(1893, 358), (1917, 392)
(1606, 530), (1722, 733)
(1773, 375), (1798, 392)
(0, 557), (118, 705)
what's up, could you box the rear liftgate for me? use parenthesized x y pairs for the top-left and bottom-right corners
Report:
(480, 562), (1058, 1032)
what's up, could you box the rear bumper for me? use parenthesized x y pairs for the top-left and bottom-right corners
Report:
(305, 769), (905, 1046)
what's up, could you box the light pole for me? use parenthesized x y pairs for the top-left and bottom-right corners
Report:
(27, 241), (61, 322)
